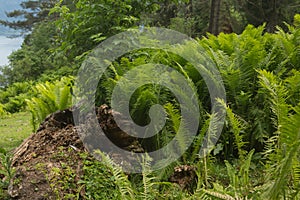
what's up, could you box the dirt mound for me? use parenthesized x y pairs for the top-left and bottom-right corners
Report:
(8, 109), (83, 199)
(7, 105), (145, 199)
(6, 105), (196, 199)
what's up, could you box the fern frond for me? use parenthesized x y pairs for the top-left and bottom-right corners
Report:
(164, 102), (181, 133)
(225, 161), (238, 192)
(164, 102), (192, 163)
(238, 149), (255, 188)
(292, 159), (300, 190)
(56, 77), (73, 110)
(191, 116), (211, 163)
(263, 104), (300, 199)
(35, 82), (57, 111)
(140, 154), (157, 200)
(203, 188), (236, 200)
(199, 110), (225, 158)
(95, 151), (135, 200)
(26, 76), (73, 131)
(257, 69), (289, 129)
(218, 99), (247, 160)
(224, 149), (254, 198)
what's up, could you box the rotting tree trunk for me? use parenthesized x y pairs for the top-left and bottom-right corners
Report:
(208, 0), (222, 35)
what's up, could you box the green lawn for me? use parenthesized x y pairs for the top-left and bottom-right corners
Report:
(0, 112), (32, 151)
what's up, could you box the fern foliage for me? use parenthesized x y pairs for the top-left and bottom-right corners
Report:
(218, 99), (247, 160)
(83, 21), (300, 199)
(26, 76), (74, 131)
(262, 104), (300, 199)
(256, 69), (300, 199)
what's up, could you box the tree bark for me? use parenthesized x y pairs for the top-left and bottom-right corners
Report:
(265, 0), (279, 33)
(208, 0), (222, 35)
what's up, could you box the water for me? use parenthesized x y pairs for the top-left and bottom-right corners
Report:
(0, 35), (23, 66)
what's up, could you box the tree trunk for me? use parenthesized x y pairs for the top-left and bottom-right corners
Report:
(265, 0), (279, 33)
(208, 0), (222, 35)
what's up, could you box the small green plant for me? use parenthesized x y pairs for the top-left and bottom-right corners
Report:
(0, 148), (15, 188)
(0, 103), (7, 118)
(49, 165), (80, 199)
(81, 151), (188, 200)
(80, 153), (125, 199)
(40, 147), (84, 199)
(224, 149), (255, 197)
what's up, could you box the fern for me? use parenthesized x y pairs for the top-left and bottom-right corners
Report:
(263, 105), (300, 199)
(258, 70), (289, 129)
(257, 69), (300, 198)
(26, 97), (50, 131)
(190, 116), (211, 163)
(203, 189), (236, 200)
(94, 151), (135, 200)
(257, 70), (289, 167)
(225, 149), (255, 198)
(218, 99), (247, 160)
(164, 103), (181, 133)
(26, 76), (73, 131)
(140, 154), (157, 200)
(57, 77), (73, 110)
(291, 160), (300, 198)
(0, 103), (8, 117)
(164, 102), (193, 163)
(284, 69), (300, 106)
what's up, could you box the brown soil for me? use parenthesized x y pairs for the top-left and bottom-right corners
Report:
(3, 105), (196, 199)
(8, 110), (84, 199)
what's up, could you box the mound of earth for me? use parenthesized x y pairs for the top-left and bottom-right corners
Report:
(6, 105), (196, 199)
(8, 111), (82, 199)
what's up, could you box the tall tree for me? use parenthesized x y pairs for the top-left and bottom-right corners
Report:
(0, 21), (62, 85)
(0, 0), (59, 33)
(208, 0), (222, 35)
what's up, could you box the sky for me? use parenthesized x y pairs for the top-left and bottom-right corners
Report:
(0, 0), (24, 66)
(0, 36), (23, 66)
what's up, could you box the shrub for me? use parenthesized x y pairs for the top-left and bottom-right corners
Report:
(0, 81), (34, 113)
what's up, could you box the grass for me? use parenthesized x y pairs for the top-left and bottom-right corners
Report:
(0, 112), (32, 151)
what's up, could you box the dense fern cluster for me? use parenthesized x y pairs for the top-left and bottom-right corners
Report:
(38, 22), (294, 199)
(92, 23), (300, 199)
(26, 76), (74, 131)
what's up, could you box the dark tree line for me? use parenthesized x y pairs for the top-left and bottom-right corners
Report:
(207, 0), (300, 35)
